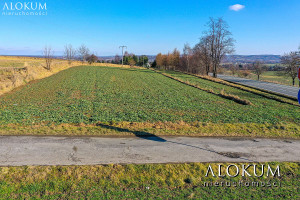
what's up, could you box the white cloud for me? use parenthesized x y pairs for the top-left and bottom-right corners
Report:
(229, 4), (245, 11)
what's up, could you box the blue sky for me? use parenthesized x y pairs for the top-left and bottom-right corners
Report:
(0, 0), (299, 56)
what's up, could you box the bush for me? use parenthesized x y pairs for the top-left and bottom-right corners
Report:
(86, 54), (98, 64)
(238, 70), (251, 78)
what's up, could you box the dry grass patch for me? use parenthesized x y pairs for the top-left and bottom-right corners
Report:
(0, 56), (130, 96)
(0, 121), (299, 138)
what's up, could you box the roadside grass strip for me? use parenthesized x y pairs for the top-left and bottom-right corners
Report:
(181, 71), (299, 107)
(0, 162), (298, 199)
(1, 121), (299, 138)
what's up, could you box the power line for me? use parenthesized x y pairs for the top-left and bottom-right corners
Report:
(119, 46), (127, 66)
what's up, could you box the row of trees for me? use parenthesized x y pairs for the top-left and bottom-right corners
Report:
(113, 52), (149, 67)
(43, 45), (151, 70)
(155, 17), (235, 78)
(228, 61), (265, 81)
(226, 49), (300, 86)
(155, 49), (180, 70)
(43, 44), (99, 70)
(238, 48), (300, 86)
(153, 17), (299, 86)
(64, 44), (98, 64)
(246, 48), (300, 85)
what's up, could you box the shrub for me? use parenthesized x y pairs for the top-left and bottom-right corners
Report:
(86, 54), (98, 64)
(238, 70), (251, 78)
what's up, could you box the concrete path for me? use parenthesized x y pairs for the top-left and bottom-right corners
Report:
(0, 136), (299, 166)
(216, 74), (299, 98)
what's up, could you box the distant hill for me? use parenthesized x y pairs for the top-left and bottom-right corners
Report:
(1, 54), (282, 64)
(223, 55), (281, 64)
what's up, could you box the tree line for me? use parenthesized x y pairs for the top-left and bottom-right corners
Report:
(154, 17), (235, 78)
(43, 44), (100, 70)
(112, 52), (149, 67)
(153, 17), (300, 86)
(63, 44), (98, 64)
(43, 45), (150, 70)
(226, 48), (300, 86)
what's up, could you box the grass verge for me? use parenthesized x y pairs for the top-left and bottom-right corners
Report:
(0, 162), (298, 199)
(0, 121), (299, 138)
(174, 70), (299, 106)
(0, 56), (130, 96)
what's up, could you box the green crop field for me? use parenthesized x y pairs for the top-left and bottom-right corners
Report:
(0, 67), (299, 198)
(0, 66), (299, 137)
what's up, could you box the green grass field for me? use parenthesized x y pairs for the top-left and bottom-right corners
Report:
(0, 66), (299, 137)
(0, 162), (298, 199)
(0, 66), (299, 199)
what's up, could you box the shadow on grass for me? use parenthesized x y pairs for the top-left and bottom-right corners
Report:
(97, 123), (254, 162)
(97, 123), (167, 142)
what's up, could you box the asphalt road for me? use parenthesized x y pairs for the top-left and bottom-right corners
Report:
(216, 74), (299, 99)
(0, 136), (299, 166)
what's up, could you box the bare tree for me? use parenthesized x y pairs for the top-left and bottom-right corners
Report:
(183, 43), (192, 72)
(194, 36), (212, 75)
(205, 17), (235, 78)
(78, 44), (90, 63)
(229, 64), (238, 76)
(189, 50), (206, 74)
(114, 54), (121, 64)
(253, 61), (264, 80)
(43, 46), (54, 70)
(64, 44), (76, 64)
(281, 51), (300, 86)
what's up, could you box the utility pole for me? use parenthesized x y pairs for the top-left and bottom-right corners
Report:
(119, 46), (127, 66)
